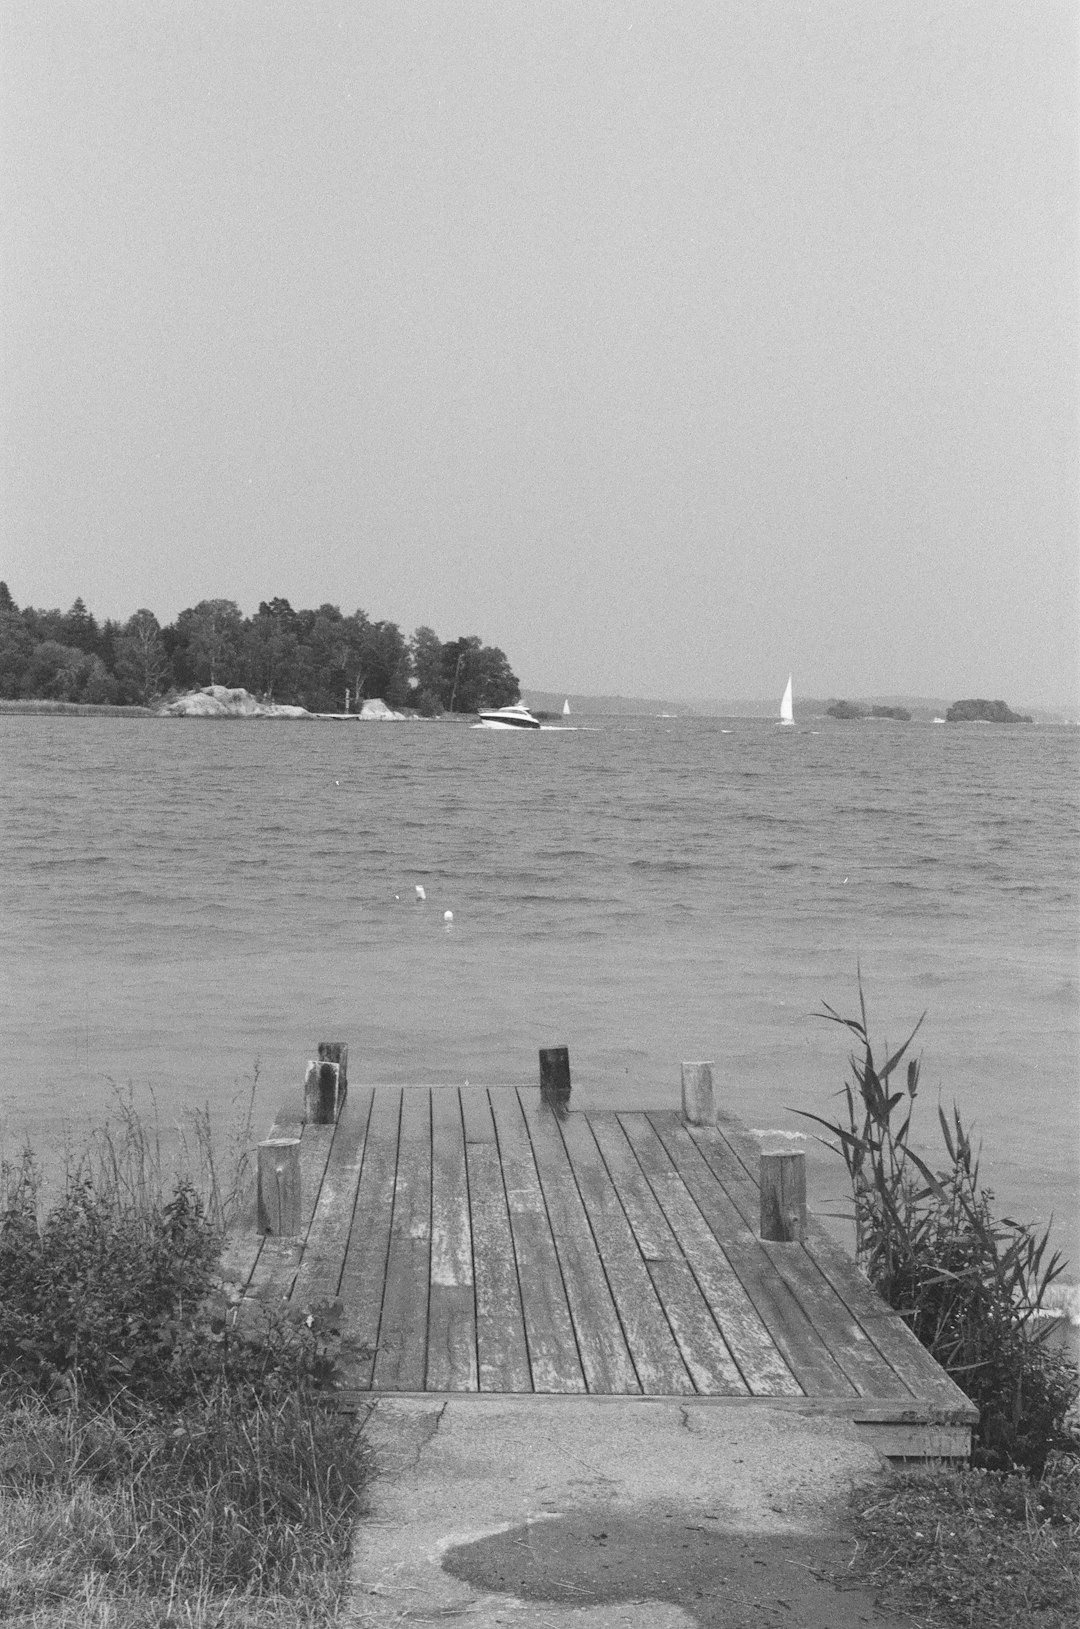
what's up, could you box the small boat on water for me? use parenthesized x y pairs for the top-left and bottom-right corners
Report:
(562, 698), (570, 716)
(475, 702), (541, 730)
(779, 675), (794, 727)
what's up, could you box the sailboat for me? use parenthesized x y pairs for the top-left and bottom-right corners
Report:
(779, 675), (794, 727)
(562, 698), (570, 717)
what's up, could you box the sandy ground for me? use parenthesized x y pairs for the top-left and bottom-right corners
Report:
(344, 1397), (915, 1628)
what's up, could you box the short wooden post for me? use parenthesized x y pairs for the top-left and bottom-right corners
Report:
(258, 1137), (301, 1235)
(539, 1046), (571, 1111)
(318, 1041), (348, 1107)
(681, 1061), (715, 1126)
(305, 1059), (340, 1124)
(759, 1151), (807, 1243)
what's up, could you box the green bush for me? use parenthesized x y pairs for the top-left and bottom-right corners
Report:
(0, 1103), (372, 1622)
(799, 982), (1078, 1474)
(0, 1131), (336, 1409)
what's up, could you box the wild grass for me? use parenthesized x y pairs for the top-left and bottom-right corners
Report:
(0, 1088), (371, 1626)
(847, 1455), (1080, 1629)
(798, 979), (1078, 1474)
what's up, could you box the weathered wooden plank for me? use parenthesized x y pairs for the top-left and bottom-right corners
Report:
(682, 1118), (914, 1399)
(806, 1224), (979, 1420)
(460, 1084), (498, 1143)
(855, 1422), (974, 1461)
(559, 1113), (694, 1394)
(644, 1259), (748, 1393)
(246, 1121), (336, 1306)
(588, 1112), (686, 1261)
(519, 1095), (640, 1393)
(464, 1089), (532, 1391)
(620, 1114), (798, 1396)
(469, 1150), (533, 1391)
(427, 1088), (478, 1391)
(289, 1088), (375, 1310)
(372, 1087), (432, 1390)
(648, 1114), (857, 1397)
(704, 1119), (970, 1408)
(338, 1088), (403, 1388)
(487, 1091), (586, 1392)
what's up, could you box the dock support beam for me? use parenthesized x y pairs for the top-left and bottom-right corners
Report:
(539, 1046), (571, 1111)
(318, 1041), (349, 1098)
(258, 1137), (301, 1235)
(681, 1061), (715, 1126)
(305, 1059), (342, 1124)
(759, 1151), (807, 1243)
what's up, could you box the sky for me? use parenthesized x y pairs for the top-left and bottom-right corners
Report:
(1, 1), (1076, 706)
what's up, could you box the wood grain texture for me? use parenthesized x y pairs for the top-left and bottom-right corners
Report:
(488, 1091), (585, 1392)
(683, 1119), (914, 1400)
(558, 1112), (694, 1394)
(428, 1088), (478, 1390)
(520, 1094), (639, 1393)
(622, 1114), (800, 1396)
(465, 1092), (532, 1391)
(290, 1088), (374, 1310)
(338, 1088), (403, 1388)
(372, 1087), (432, 1390)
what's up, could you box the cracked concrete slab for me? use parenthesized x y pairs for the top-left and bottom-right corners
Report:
(344, 1399), (910, 1628)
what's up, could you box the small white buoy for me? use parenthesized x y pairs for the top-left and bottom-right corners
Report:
(415, 885), (426, 901)
(443, 910), (453, 924)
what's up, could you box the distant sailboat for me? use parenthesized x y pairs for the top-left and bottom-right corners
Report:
(562, 698), (570, 716)
(779, 675), (794, 727)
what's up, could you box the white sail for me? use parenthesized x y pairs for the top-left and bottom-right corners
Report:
(562, 698), (570, 716)
(779, 675), (794, 726)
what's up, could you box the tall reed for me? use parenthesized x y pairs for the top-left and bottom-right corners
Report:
(798, 980), (1077, 1473)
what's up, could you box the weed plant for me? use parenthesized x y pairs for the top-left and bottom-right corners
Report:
(847, 1454), (1080, 1629)
(799, 982), (1078, 1474)
(0, 1092), (371, 1625)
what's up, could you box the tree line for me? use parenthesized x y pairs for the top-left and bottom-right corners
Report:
(0, 585), (520, 715)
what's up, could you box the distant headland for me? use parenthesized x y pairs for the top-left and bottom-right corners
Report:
(944, 698), (1033, 724)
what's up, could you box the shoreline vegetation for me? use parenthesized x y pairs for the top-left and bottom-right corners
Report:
(0, 583), (520, 718)
(805, 988), (1078, 1626)
(0, 1090), (370, 1627)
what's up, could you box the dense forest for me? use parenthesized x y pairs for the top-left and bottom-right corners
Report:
(0, 585), (520, 715)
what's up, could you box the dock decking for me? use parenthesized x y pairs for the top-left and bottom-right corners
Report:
(224, 1084), (977, 1457)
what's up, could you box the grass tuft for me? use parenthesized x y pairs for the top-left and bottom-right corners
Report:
(847, 1457), (1080, 1629)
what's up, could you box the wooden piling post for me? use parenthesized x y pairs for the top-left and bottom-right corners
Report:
(318, 1041), (348, 1100)
(681, 1061), (715, 1126)
(258, 1137), (301, 1235)
(539, 1046), (571, 1111)
(305, 1059), (340, 1124)
(759, 1150), (807, 1243)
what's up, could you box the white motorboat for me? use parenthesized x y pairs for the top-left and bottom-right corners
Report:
(475, 703), (541, 730)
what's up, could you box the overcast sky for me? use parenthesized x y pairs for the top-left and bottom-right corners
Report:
(2, 2), (1076, 704)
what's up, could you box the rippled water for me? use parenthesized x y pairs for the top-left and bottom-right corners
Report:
(1, 713), (1077, 1271)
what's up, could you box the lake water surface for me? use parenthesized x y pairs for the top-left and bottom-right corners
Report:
(1, 713), (1077, 1288)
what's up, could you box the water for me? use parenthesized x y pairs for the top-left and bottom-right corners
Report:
(1, 714), (1077, 1287)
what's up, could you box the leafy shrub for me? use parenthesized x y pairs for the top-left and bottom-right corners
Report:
(799, 982), (1078, 1474)
(0, 1100), (372, 1622)
(0, 1096), (327, 1409)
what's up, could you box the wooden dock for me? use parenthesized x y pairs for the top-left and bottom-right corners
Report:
(224, 1076), (978, 1459)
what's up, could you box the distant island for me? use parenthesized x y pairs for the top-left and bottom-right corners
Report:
(0, 583), (519, 717)
(826, 701), (912, 721)
(945, 699), (1032, 724)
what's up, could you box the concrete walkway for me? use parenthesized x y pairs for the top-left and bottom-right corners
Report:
(345, 1399), (914, 1628)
